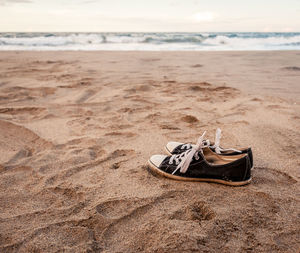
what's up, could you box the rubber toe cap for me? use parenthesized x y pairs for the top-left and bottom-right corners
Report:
(166, 141), (183, 153)
(149, 155), (168, 168)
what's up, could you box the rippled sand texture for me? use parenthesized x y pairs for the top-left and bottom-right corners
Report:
(0, 51), (299, 252)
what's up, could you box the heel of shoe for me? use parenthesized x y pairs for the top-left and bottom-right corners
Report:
(243, 155), (252, 181)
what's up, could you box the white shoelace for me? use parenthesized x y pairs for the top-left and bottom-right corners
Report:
(181, 128), (241, 154)
(210, 128), (242, 154)
(170, 132), (209, 175)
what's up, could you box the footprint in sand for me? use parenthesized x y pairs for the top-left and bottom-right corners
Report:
(76, 89), (96, 103)
(187, 83), (240, 101)
(0, 86), (56, 103)
(252, 167), (297, 186)
(125, 84), (152, 93)
(104, 131), (137, 138)
(0, 120), (52, 164)
(160, 124), (181, 130)
(106, 149), (136, 160)
(0, 107), (46, 115)
(0, 107), (47, 122)
(58, 149), (135, 180)
(191, 64), (203, 68)
(181, 115), (199, 124)
(188, 82), (212, 92)
(5, 148), (33, 165)
(198, 183), (299, 252)
(170, 201), (215, 222)
(59, 77), (94, 89)
(109, 124), (133, 130)
(47, 186), (84, 204)
(96, 198), (147, 219)
(145, 112), (161, 120)
(282, 66), (300, 71)
(97, 191), (212, 252)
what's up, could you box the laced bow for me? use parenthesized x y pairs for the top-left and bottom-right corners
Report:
(211, 128), (242, 154)
(170, 131), (209, 175)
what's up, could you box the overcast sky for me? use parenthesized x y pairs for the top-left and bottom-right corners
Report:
(1, 0), (300, 32)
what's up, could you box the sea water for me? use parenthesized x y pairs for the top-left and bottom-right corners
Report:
(0, 32), (300, 51)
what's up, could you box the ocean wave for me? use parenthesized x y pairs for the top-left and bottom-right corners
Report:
(0, 32), (300, 50)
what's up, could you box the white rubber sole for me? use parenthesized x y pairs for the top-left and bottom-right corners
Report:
(148, 159), (252, 186)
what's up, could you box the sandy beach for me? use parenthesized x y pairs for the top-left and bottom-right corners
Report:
(0, 51), (299, 252)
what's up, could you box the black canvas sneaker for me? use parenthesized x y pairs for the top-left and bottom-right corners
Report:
(165, 128), (253, 169)
(148, 132), (251, 186)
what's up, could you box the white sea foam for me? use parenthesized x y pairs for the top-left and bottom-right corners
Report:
(0, 32), (299, 50)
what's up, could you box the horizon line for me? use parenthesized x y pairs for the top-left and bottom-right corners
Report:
(1, 31), (300, 33)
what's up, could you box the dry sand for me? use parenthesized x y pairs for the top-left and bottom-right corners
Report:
(0, 51), (299, 252)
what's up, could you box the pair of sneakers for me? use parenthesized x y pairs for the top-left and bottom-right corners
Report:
(148, 129), (253, 186)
